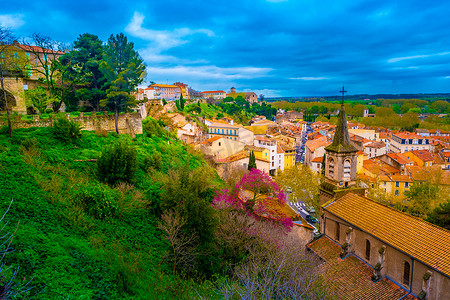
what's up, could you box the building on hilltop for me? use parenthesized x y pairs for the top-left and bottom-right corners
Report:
(1, 41), (64, 114)
(201, 90), (226, 100)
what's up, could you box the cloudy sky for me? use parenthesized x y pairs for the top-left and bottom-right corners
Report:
(2, 0), (450, 97)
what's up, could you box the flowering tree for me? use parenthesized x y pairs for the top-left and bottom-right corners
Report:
(213, 169), (292, 230)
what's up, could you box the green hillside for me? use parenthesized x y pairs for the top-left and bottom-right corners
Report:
(0, 127), (217, 299)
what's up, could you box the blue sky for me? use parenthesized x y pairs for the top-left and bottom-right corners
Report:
(2, 0), (450, 97)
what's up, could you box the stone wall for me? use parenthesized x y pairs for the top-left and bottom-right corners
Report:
(1, 112), (143, 136)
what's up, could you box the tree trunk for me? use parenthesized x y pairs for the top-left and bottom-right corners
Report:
(0, 67), (12, 137)
(115, 109), (119, 134)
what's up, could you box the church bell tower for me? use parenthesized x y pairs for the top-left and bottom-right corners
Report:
(319, 87), (359, 206)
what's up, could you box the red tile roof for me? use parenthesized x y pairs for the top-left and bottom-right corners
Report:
(308, 236), (417, 300)
(324, 192), (450, 277)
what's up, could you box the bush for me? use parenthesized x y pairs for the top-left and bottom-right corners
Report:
(45, 108), (54, 114)
(97, 139), (137, 185)
(0, 125), (9, 135)
(20, 137), (39, 151)
(52, 116), (83, 142)
(73, 183), (118, 219)
(143, 152), (162, 171)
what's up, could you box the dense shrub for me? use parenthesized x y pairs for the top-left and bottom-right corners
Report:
(52, 116), (83, 142)
(143, 117), (164, 137)
(143, 152), (162, 171)
(73, 183), (118, 219)
(97, 139), (137, 185)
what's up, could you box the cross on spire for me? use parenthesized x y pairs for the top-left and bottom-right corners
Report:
(340, 85), (347, 105)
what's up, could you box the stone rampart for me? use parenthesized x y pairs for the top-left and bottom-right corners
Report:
(1, 112), (143, 136)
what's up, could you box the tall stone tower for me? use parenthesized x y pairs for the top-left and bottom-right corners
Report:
(319, 87), (365, 208)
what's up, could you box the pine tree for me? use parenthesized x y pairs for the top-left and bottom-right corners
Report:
(248, 151), (257, 170)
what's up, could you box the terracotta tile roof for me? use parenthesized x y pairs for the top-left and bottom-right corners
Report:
(279, 143), (296, 152)
(390, 174), (412, 182)
(16, 42), (65, 54)
(406, 150), (434, 162)
(393, 132), (427, 140)
(305, 136), (329, 152)
(387, 153), (414, 165)
(324, 193), (450, 277)
(254, 136), (274, 142)
(150, 84), (180, 88)
(276, 143), (284, 154)
(244, 145), (266, 152)
(223, 151), (270, 163)
(363, 159), (401, 176)
(365, 141), (386, 149)
(312, 156), (323, 163)
(307, 236), (417, 300)
(208, 121), (239, 129)
(201, 90), (225, 93)
(203, 136), (222, 144)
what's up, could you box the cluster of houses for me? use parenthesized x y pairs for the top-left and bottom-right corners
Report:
(304, 119), (450, 203)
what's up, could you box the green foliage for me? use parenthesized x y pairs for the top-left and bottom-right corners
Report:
(143, 117), (165, 137)
(143, 152), (162, 171)
(73, 182), (118, 219)
(52, 116), (83, 142)
(97, 138), (137, 185)
(162, 98), (167, 106)
(24, 86), (56, 114)
(248, 151), (256, 170)
(0, 127), (215, 298)
(426, 199), (450, 230)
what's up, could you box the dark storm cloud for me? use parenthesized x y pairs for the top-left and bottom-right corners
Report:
(3, 0), (450, 96)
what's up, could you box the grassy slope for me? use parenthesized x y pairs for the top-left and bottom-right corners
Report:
(0, 128), (210, 299)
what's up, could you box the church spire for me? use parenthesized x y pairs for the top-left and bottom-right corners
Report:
(325, 86), (357, 153)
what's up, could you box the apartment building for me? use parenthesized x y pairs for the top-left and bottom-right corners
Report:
(201, 90), (226, 100)
(390, 132), (431, 153)
(148, 84), (181, 101)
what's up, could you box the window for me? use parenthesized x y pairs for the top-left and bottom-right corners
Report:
(328, 158), (335, 177)
(335, 223), (340, 241)
(395, 190), (399, 196)
(395, 182), (399, 187)
(405, 182), (409, 188)
(365, 240), (371, 260)
(403, 261), (410, 286)
(343, 159), (351, 178)
(218, 142), (221, 146)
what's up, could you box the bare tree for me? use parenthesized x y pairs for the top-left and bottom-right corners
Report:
(0, 26), (16, 137)
(20, 33), (68, 112)
(157, 211), (199, 276)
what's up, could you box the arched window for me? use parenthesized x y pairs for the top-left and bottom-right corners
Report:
(403, 261), (410, 286)
(335, 222), (340, 241)
(365, 240), (371, 260)
(344, 159), (351, 178)
(328, 158), (335, 177)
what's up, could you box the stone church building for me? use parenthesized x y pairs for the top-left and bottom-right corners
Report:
(315, 99), (449, 299)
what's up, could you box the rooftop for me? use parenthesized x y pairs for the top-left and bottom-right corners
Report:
(324, 192), (450, 277)
(307, 236), (417, 300)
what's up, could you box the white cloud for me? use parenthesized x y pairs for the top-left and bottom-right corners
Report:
(125, 11), (214, 52)
(146, 65), (272, 80)
(388, 51), (450, 63)
(445, 76), (450, 79)
(289, 77), (329, 80)
(0, 14), (25, 29)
